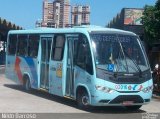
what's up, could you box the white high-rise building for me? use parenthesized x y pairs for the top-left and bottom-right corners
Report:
(71, 5), (90, 26)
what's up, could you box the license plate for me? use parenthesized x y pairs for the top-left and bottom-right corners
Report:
(122, 101), (134, 106)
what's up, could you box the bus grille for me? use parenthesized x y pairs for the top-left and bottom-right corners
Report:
(109, 77), (146, 84)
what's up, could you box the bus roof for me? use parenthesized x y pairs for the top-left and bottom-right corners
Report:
(8, 25), (137, 36)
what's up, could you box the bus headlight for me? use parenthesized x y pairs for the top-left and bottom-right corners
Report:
(142, 86), (153, 93)
(95, 85), (115, 93)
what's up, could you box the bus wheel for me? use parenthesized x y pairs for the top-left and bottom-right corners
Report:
(77, 90), (90, 110)
(125, 105), (142, 111)
(23, 77), (31, 92)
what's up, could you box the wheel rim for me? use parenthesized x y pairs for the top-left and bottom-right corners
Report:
(82, 95), (89, 106)
(26, 80), (30, 90)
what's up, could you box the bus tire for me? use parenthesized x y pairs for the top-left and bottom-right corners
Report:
(77, 89), (90, 110)
(23, 76), (31, 92)
(125, 105), (142, 111)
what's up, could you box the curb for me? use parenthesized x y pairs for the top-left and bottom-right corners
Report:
(152, 94), (160, 99)
(0, 65), (5, 74)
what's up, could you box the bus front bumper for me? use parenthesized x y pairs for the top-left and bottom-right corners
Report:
(90, 89), (152, 106)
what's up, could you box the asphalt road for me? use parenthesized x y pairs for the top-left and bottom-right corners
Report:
(0, 70), (160, 119)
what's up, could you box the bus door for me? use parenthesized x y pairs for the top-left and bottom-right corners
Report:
(49, 34), (65, 96)
(40, 36), (52, 90)
(65, 35), (78, 97)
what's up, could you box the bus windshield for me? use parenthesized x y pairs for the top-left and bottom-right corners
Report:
(90, 33), (149, 73)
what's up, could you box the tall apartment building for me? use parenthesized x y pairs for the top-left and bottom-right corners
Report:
(55, 0), (70, 28)
(42, 0), (70, 28)
(53, 1), (60, 28)
(42, 0), (54, 27)
(71, 5), (90, 26)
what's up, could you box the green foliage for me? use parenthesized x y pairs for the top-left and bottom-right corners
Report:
(142, 0), (160, 45)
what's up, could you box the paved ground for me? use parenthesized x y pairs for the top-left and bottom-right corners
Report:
(0, 68), (160, 119)
(0, 74), (160, 113)
(0, 74), (84, 113)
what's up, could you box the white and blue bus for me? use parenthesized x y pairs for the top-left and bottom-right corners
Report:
(5, 26), (153, 110)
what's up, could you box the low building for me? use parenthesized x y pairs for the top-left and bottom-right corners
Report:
(35, 19), (43, 28)
(107, 8), (144, 40)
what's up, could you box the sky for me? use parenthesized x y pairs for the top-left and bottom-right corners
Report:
(0, 0), (157, 29)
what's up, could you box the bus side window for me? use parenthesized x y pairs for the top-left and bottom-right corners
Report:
(76, 34), (93, 75)
(51, 35), (65, 61)
(8, 34), (17, 55)
(76, 36), (86, 69)
(17, 35), (28, 56)
(85, 44), (93, 75)
(28, 35), (39, 58)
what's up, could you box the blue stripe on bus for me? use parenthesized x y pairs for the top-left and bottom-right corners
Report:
(23, 57), (38, 88)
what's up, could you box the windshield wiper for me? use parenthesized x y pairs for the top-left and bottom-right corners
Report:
(122, 47), (142, 77)
(116, 35), (129, 73)
(116, 35), (142, 77)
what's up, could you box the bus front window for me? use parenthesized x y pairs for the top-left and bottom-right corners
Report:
(90, 33), (149, 74)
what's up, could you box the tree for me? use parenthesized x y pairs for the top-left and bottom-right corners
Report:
(142, 0), (160, 46)
(154, 0), (160, 41)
